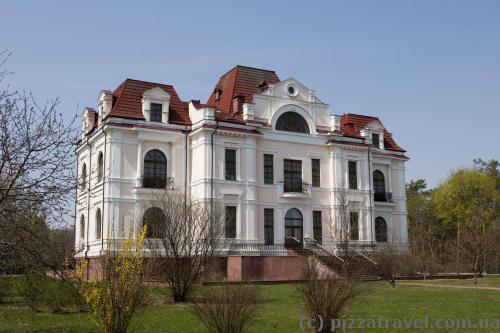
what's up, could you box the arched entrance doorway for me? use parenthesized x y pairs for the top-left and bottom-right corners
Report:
(285, 208), (303, 245)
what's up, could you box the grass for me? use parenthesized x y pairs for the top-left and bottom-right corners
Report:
(1, 276), (500, 332)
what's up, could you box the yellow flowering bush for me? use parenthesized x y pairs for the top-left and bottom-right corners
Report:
(77, 227), (149, 333)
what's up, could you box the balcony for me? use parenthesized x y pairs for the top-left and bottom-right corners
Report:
(142, 176), (175, 190)
(284, 180), (308, 194)
(279, 180), (310, 199)
(374, 192), (393, 202)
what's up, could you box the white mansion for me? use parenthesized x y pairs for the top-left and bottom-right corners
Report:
(75, 65), (408, 279)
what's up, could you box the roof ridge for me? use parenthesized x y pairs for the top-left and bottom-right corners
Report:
(235, 64), (276, 73)
(218, 65), (277, 80)
(124, 78), (174, 87)
(344, 112), (379, 119)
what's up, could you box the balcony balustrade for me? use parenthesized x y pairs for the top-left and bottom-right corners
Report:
(374, 191), (393, 202)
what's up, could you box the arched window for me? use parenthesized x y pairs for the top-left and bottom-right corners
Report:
(95, 208), (102, 240)
(285, 208), (303, 244)
(80, 215), (85, 239)
(143, 149), (167, 188)
(80, 163), (87, 191)
(143, 207), (166, 239)
(373, 170), (386, 201)
(275, 112), (310, 134)
(375, 217), (388, 242)
(97, 152), (104, 182)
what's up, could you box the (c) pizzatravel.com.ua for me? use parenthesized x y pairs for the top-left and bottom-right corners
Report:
(298, 315), (500, 331)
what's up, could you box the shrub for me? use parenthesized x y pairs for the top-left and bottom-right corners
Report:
(190, 284), (262, 333)
(77, 227), (149, 333)
(298, 263), (359, 333)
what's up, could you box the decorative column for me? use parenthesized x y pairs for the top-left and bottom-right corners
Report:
(136, 139), (143, 187)
(170, 140), (176, 182)
(245, 137), (257, 240)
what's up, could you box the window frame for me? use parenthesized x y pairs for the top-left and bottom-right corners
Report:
(349, 211), (359, 240)
(97, 152), (104, 183)
(143, 149), (168, 188)
(95, 208), (102, 240)
(375, 217), (388, 243)
(311, 158), (320, 187)
(80, 215), (85, 239)
(283, 159), (303, 192)
(275, 112), (310, 134)
(372, 133), (380, 148)
(264, 208), (274, 245)
(313, 210), (322, 244)
(348, 161), (358, 190)
(150, 103), (163, 122)
(373, 170), (386, 194)
(80, 163), (87, 191)
(143, 207), (166, 239)
(225, 149), (237, 181)
(224, 206), (237, 238)
(263, 154), (274, 184)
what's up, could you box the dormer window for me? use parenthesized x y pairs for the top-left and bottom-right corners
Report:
(142, 87), (170, 123)
(372, 133), (380, 148)
(150, 103), (162, 122)
(215, 89), (222, 101)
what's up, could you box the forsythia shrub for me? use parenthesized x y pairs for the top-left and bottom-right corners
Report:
(77, 227), (149, 333)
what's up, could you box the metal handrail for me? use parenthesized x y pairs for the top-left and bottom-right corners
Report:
(304, 237), (344, 263)
(142, 176), (175, 189)
(374, 192), (393, 202)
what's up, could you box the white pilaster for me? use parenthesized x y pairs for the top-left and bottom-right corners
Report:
(136, 139), (143, 187)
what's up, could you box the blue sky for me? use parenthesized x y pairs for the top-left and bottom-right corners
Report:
(1, 0), (499, 187)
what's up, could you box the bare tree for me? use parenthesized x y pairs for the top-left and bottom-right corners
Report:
(298, 262), (359, 333)
(190, 283), (262, 333)
(455, 211), (498, 284)
(371, 233), (401, 288)
(0, 50), (78, 275)
(329, 188), (355, 276)
(146, 190), (224, 302)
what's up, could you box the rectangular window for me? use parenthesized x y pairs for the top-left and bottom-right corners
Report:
(150, 103), (163, 122)
(264, 154), (274, 184)
(311, 158), (320, 187)
(284, 159), (302, 192)
(264, 208), (274, 245)
(225, 149), (236, 181)
(313, 211), (322, 244)
(372, 133), (380, 148)
(225, 206), (237, 238)
(350, 212), (359, 240)
(348, 161), (358, 189)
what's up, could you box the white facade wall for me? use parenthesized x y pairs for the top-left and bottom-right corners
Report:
(75, 78), (408, 258)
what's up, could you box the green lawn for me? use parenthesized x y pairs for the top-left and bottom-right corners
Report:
(1, 277), (500, 332)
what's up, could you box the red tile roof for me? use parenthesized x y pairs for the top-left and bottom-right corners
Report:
(97, 69), (404, 153)
(206, 65), (280, 121)
(107, 79), (190, 125)
(340, 113), (405, 152)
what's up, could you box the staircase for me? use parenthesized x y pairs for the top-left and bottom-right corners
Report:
(285, 237), (379, 281)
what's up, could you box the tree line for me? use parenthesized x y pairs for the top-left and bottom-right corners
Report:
(407, 158), (500, 282)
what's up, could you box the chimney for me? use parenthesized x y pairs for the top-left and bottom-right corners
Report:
(242, 103), (254, 121)
(232, 95), (245, 114)
(330, 115), (341, 132)
(82, 107), (97, 138)
(98, 90), (113, 120)
(360, 127), (372, 144)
